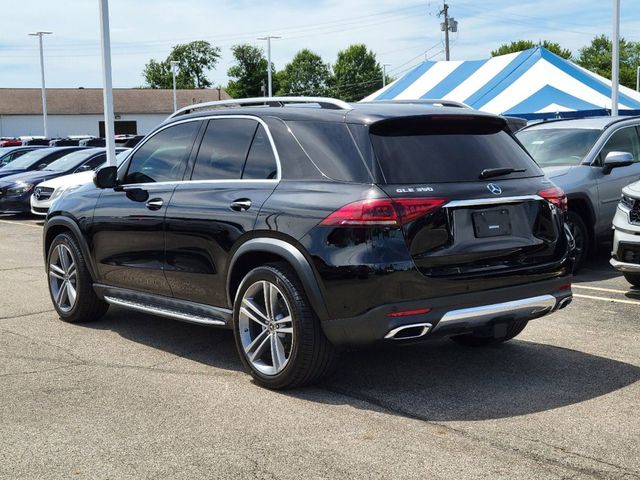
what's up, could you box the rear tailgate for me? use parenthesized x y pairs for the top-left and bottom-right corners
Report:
(368, 114), (570, 292)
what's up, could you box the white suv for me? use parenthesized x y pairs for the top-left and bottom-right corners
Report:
(611, 181), (640, 287)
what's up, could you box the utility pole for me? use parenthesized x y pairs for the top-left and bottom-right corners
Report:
(382, 64), (391, 87)
(170, 60), (179, 112)
(439, 3), (458, 61)
(28, 31), (52, 138)
(257, 35), (281, 97)
(612, 0), (620, 116)
(98, 0), (116, 167)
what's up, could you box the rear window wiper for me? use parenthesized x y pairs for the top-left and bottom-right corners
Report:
(479, 167), (526, 179)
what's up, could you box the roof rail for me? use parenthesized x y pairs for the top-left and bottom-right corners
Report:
(360, 99), (471, 109)
(168, 96), (352, 119)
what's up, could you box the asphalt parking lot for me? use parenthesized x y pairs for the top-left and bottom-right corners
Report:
(0, 216), (638, 480)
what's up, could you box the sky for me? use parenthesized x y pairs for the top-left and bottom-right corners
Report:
(0, 0), (639, 90)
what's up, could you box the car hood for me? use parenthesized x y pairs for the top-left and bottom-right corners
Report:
(0, 168), (28, 179)
(541, 165), (576, 179)
(624, 181), (640, 197)
(0, 170), (62, 188)
(35, 170), (95, 189)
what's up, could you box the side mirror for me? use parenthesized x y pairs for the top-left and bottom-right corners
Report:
(36, 163), (48, 170)
(93, 165), (118, 189)
(603, 151), (634, 174)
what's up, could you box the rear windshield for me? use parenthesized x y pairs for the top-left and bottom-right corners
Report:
(369, 116), (542, 183)
(516, 128), (600, 166)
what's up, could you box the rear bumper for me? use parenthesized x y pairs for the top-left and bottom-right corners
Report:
(321, 275), (572, 347)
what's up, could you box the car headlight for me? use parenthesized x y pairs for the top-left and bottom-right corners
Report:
(6, 182), (34, 196)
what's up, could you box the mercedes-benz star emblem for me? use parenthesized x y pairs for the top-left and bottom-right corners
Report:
(487, 183), (502, 195)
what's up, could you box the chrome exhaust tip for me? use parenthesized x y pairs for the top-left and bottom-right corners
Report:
(384, 322), (433, 340)
(556, 296), (573, 310)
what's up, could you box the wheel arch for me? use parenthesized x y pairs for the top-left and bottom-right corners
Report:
(43, 216), (97, 280)
(226, 238), (329, 322)
(566, 194), (596, 243)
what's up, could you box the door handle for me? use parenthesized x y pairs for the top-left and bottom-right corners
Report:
(230, 199), (252, 211)
(145, 198), (164, 210)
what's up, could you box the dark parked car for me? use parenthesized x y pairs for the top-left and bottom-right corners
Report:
(0, 145), (46, 167)
(43, 97), (573, 389)
(0, 146), (86, 180)
(0, 148), (109, 214)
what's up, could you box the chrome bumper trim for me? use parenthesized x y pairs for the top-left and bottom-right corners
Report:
(444, 195), (543, 208)
(433, 294), (557, 332)
(610, 258), (640, 273)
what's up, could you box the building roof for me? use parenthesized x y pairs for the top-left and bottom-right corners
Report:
(364, 47), (640, 120)
(0, 88), (230, 115)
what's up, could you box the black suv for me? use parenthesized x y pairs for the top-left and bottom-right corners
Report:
(43, 97), (573, 389)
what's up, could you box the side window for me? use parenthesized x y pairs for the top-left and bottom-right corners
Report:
(598, 127), (640, 165)
(191, 118), (257, 180)
(242, 125), (278, 179)
(125, 121), (199, 184)
(81, 153), (106, 171)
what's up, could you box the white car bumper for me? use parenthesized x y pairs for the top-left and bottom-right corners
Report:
(610, 204), (640, 272)
(30, 192), (53, 216)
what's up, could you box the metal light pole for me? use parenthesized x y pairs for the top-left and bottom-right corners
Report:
(28, 31), (52, 138)
(170, 60), (179, 112)
(611, 0), (620, 116)
(98, 0), (116, 167)
(257, 35), (281, 97)
(636, 66), (640, 92)
(382, 64), (391, 87)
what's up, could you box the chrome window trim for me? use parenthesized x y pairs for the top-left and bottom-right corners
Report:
(120, 114), (282, 187)
(444, 195), (543, 208)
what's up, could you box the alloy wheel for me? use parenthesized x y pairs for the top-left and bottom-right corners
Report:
(48, 244), (78, 313)
(238, 280), (294, 376)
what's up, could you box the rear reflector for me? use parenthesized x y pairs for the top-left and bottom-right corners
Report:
(385, 308), (432, 317)
(558, 284), (571, 291)
(321, 198), (446, 227)
(539, 186), (568, 211)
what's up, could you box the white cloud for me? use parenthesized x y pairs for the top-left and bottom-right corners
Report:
(0, 0), (638, 89)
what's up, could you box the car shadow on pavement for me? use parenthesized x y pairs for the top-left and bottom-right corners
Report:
(307, 339), (640, 422)
(86, 307), (639, 422)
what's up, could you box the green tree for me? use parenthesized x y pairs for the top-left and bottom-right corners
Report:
(332, 44), (383, 102)
(576, 35), (640, 89)
(226, 44), (277, 98)
(491, 40), (572, 59)
(277, 49), (333, 96)
(143, 40), (221, 89)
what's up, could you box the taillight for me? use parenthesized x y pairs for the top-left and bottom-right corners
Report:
(320, 198), (446, 227)
(539, 186), (567, 211)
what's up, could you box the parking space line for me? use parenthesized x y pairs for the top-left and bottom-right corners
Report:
(573, 293), (640, 305)
(0, 219), (42, 229)
(573, 285), (630, 295)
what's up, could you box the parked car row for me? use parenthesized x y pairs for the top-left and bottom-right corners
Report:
(0, 135), (143, 148)
(0, 146), (129, 215)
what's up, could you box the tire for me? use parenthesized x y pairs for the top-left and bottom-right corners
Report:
(623, 272), (640, 287)
(47, 232), (109, 323)
(566, 211), (589, 273)
(233, 262), (337, 389)
(450, 319), (529, 347)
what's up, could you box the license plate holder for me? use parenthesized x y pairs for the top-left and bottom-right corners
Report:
(472, 208), (512, 238)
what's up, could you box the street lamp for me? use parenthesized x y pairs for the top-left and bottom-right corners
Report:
(257, 35), (281, 97)
(170, 61), (179, 112)
(98, 0), (116, 167)
(611, 0), (620, 116)
(382, 63), (391, 87)
(28, 31), (52, 138)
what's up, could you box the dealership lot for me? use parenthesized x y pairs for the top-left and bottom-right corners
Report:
(0, 217), (638, 479)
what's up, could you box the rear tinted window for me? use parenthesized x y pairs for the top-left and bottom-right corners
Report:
(369, 116), (542, 183)
(242, 125), (278, 179)
(286, 121), (372, 182)
(192, 118), (257, 180)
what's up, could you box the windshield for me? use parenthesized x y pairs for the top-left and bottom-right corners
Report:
(516, 128), (601, 166)
(3, 148), (52, 169)
(44, 150), (92, 172)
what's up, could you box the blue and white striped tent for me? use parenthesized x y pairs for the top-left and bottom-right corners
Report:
(364, 47), (640, 119)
